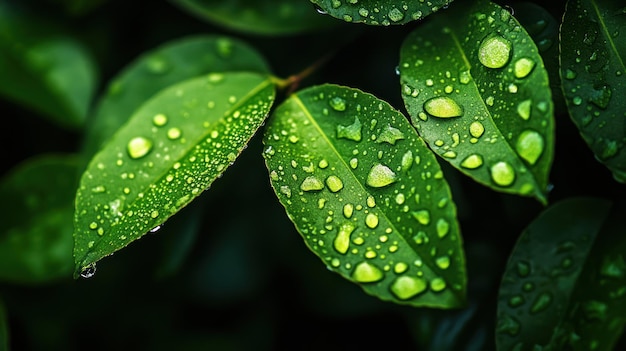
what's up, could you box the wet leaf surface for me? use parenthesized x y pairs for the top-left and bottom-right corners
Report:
(310, 0), (453, 25)
(263, 84), (466, 308)
(560, 0), (626, 182)
(74, 72), (275, 277)
(400, 0), (555, 203)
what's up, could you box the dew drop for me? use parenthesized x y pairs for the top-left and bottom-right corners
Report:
(337, 117), (362, 141)
(394, 262), (408, 274)
(366, 163), (397, 188)
(388, 8), (404, 22)
(412, 210), (430, 225)
(490, 161), (515, 187)
(334, 222), (355, 254)
(127, 136), (153, 159)
(167, 127), (182, 140)
(516, 130), (544, 165)
(469, 121), (485, 138)
(326, 175), (344, 192)
(146, 56), (169, 74)
(436, 255), (451, 270)
(80, 263), (97, 279)
(514, 58), (535, 78)
(329, 96), (347, 111)
(401, 151), (414, 171)
(497, 315), (520, 336)
(517, 99), (532, 120)
(478, 35), (512, 69)
(564, 68), (577, 79)
(152, 113), (168, 126)
(436, 218), (450, 238)
(365, 213), (379, 229)
(376, 124), (405, 145)
(343, 203), (354, 218)
(352, 262), (384, 283)
(423, 97), (464, 118)
(390, 276), (427, 300)
(430, 277), (447, 292)
(530, 292), (552, 313)
(300, 176), (325, 191)
(460, 154), (484, 169)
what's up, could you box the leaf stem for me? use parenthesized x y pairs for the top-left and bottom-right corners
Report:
(273, 51), (336, 95)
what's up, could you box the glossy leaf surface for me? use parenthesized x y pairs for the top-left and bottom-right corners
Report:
(82, 35), (270, 162)
(560, 0), (626, 182)
(0, 3), (97, 129)
(496, 197), (620, 350)
(310, 0), (453, 25)
(263, 84), (465, 308)
(0, 154), (77, 283)
(74, 72), (275, 277)
(400, 0), (555, 203)
(170, 0), (337, 35)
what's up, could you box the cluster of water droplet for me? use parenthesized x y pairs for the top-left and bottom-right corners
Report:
(399, 4), (554, 200)
(264, 86), (464, 304)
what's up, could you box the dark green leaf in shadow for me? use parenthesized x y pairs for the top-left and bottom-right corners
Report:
(74, 72), (276, 277)
(263, 84), (466, 308)
(560, 0), (626, 182)
(310, 0), (453, 25)
(82, 35), (270, 164)
(495, 197), (615, 350)
(0, 298), (7, 351)
(170, 0), (337, 35)
(0, 154), (78, 283)
(46, 0), (109, 16)
(0, 3), (97, 129)
(400, 0), (555, 204)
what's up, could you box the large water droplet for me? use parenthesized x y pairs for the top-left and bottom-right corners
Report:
(127, 136), (153, 159)
(390, 276), (427, 299)
(436, 218), (450, 238)
(490, 161), (515, 187)
(478, 35), (512, 69)
(300, 176), (324, 191)
(326, 175), (344, 192)
(343, 203), (354, 218)
(337, 117), (362, 141)
(334, 222), (355, 254)
(365, 213), (379, 229)
(152, 113), (168, 126)
(367, 163), (397, 187)
(377, 124), (405, 145)
(514, 58), (535, 78)
(517, 99), (532, 120)
(352, 262), (384, 283)
(80, 263), (97, 279)
(436, 255), (451, 270)
(423, 97), (464, 118)
(412, 210), (430, 225)
(430, 277), (446, 292)
(401, 151), (413, 171)
(460, 154), (484, 169)
(516, 130), (544, 165)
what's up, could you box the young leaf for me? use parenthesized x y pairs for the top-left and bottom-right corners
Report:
(310, 0), (453, 25)
(0, 154), (78, 283)
(399, 0), (555, 203)
(73, 72), (276, 277)
(82, 35), (270, 162)
(560, 0), (626, 182)
(0, 3), (97, 129)
(170, 0), (337, 35)
(263, 84), (465, 308)
(0, 298), (7, 351)
(495, 197), (616, 350)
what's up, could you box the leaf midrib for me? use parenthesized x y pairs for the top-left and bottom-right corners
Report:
(590, 0), (626, 72)
(291, 92), (464, 303)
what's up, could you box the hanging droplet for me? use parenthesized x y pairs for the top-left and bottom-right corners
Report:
(80, 263), (97, 279)
(478, 35), (512, 69)
(127, 136), (153, 159)
(390, 276), (427, 300)
(423, 97), (464, 118)
(490, 161), (516, 187)
(366, 163), (397, 187)
(516, 130), (545, 165)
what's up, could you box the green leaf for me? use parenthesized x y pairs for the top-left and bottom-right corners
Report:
(0, 298), (7, 351)
(310, 0), (454, 25)
(0, 154), (78, 283)
(73, 72), (276, 277)
(560, 0), (626, 182)
(495, 197), (618, 350)
(82, 35), (270, 162)
(262, 84), (465, 308)
(0, 3), (97, 129)
(170, 0), (337, 35)
(399, 0), (555, 204)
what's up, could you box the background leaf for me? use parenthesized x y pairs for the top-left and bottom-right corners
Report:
(310, 0), (454, 25)
(82, 35), (270, 163)
(0, 154), (78, 283)
(263, 84), (465, 308)
(0, 2), (97, 129)
(73, 72), (275, 276)
(560, 0), (626, 182)
(170, 0), (337, 35)
(495, 197), (614, 350)
(399, 0), (555, 203)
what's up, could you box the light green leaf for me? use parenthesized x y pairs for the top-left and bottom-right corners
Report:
(560, 0), (626, 182)
(82, 35), (270, 162)
(495, 197), (618, 350)
(74, 72), (276, 277)
(263, 84), (465, 308)
(0, 154), (78, 283)
(0, 3), (97, 129)
(399, 0), (555, 204)
(170, 0), (337, 35)
(310, 0), (453, 25)
(0, 298), (7, 351)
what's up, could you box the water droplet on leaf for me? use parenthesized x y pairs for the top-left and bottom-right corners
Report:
(490, 161), (515, 187)
(334, 222), (355, 254)
(300, 176), (325, 191)
(390, 276), (427, 299)
(337, 117), (362, 142)
(352, 262), (384, 283)
(516, 130), (545, 165)
(423, 97), (464, 118)
(127, 136), (153, 159)
(478, 35), (512, 69)
(366, 163), (397, 187)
